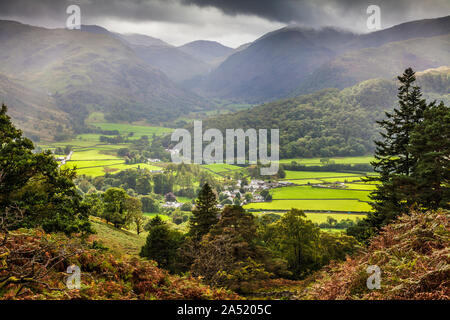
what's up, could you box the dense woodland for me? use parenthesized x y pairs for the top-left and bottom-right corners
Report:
(200, 69), (450, 158)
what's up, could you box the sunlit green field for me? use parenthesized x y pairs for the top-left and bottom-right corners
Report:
(176, 197), (194, 203)
(270, 186), (371, 201)
(202, 163), (242, 171)
(283, 171), (363, 180)
(254, 211), (366, 226)
(345, 183), (378, 190)
(93, 123), (173, 139)
(42, 122), (170, 177)
(63, 161), (162, 177)
(143, 213), (171, 221)
(279, 156), (374, 165)
(285, 179), (327, 185)
(244, 199), (371, 212)
(305, 212), (365, 223)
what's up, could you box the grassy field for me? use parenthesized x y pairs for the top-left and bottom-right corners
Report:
(305, 212), (365, 224)
(279, 156), (374, 165)
(245, 199), (371, 212)
(270, 186), (371, 201)
(92, 122), (172, 139)
(90, 218), (146, 257)
(345, 183), (378, 191)
(41, 123), (169, 177)
(143, 213), (171, 221)
(282, 171), (363, 180)
(176, 196), (194, 203)
(202, 163), (243, 173)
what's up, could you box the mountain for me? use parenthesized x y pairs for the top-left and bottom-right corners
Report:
(116, 33), (171, 47)
(291, 33), (450, 96)
(178, 40), (234, 64)
(129, 44), (210, 83)
(197, 15), (450, 103)
(0, 20), (207, 139)
(195, 27), (355, 102)
(0, 73), (69, 141)
(201, 67), (450, 158)
(79, 25), (210, 83)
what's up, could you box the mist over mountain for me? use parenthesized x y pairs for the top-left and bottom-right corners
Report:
(178, 40), (234, 65)
(194, 15), (450, 103)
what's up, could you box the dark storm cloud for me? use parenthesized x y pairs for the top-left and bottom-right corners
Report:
(182, 0), (450, 27)
(0, 0), (448, 46)
(0, 0), (199, 26)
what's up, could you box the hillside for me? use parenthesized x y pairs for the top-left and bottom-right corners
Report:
(0, 227), (239, 300)
(0, 20), (207, 138)
(130, 44), (210, 83)
(82, 25), (212, 85)
(196, 26), (354, 102)
(178, 40), (234, 65)
(0, 73), (70, 141)
(196, 15), (450, 103)
(201, 67), (450, 158)
(292, 34), (450, 96)
(298, 209), (449, 300)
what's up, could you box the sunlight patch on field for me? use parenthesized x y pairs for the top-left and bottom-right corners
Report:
(244, 199), (372, 212)
(270, 186), (371, 202)
(283, 171), (363, 180)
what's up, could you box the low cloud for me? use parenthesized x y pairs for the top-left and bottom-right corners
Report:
(0, 0), (448, 47)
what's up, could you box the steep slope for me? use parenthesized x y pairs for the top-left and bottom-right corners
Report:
(197, 27), (355, 102)
(116, 33), (171, 47)
(0, 20), (207, 136)
(130, 44), (210, 83)
(202, 67), (450, 158)
(0, 73), (70, 141)
(80, 25), (210, 84)
(178, 40), (234, 64)
(298, 209), (449, 300)
(198, 15), (450, 103)
(0, 227), (239, 300)
(292, 34), (450, 96)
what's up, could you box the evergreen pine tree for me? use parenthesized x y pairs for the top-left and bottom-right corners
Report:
(409, 101), (450, 211)
(349, 68), (430, 241)
(189, 183), (219, 240)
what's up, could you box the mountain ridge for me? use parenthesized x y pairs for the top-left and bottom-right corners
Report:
(195, 15), (450, 103)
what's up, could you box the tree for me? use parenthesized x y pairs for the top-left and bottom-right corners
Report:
(144, 214), (165, 231)
(83, 193), (104, 217)
(189, 183), (220, 240)
(140, 218), (184, 273)
(153, 173), (173, 195)
(164, 192), (177, 202)
(349, 68), (431, 242)
(190, 206), (274, 290)
(180, 202), (193, 212)
(140, 195), (160, 213)
(125, 196), (144, 234)
(269, 209), (322, 278)
(409, 101), (450, 211)
(136, 177), (152, 195)
(0, 104), (91, 235)
(102, 188), (133, 228)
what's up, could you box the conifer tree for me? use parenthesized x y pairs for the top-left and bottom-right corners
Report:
(189, 183), (219, 240)
(349, 68), (430, 241)
(409, 101), (450, 211)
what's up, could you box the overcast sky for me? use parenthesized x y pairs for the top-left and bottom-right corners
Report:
(0, 0), (449, 48)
